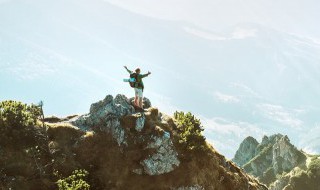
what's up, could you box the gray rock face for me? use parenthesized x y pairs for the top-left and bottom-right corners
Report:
(141, 134), (180, 175)
(135, 114), (145, 132)
(233, 136), (259, 166)
(72, 94), (180, 176)
(248, 145), (273, 177)
(257, 134), (283, 149)
(261, 135), (269, 146)
(272, 135), (306, 174)
(234, 134), (307, 187)
(142, 97), (152, 109)
(72, 94), (134, 145)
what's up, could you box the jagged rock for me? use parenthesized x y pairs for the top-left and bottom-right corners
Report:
(234, 134), (307, 187)
(248, 146), (273, 177)
(261, 135), (269, 146)
(135, 114), (145, 132)
(72, 94), (180, 175)
(121, 112), (147, 133)
(72, 94), (135, 145)
(257, 134), (283, 151)
(233, 136), (259, 166)
(128, 97), (152, 109)
(141, 134), (180, 175)
(143, 97), (152, 109)
(272, 135), (306, 174)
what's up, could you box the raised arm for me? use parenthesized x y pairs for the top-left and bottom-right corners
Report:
(141, 71), (151, 78)
(124, 66), (133, 74)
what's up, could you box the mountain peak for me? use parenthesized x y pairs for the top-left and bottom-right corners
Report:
(50, 94), (268, 189)
(233, 134), (307, 187)
(0, 95), (268, 189)
(233, 136), (259, 166)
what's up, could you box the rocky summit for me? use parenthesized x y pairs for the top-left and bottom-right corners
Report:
(233, 134), (320, 190)
(233, 136), (259, 167)
(0, 94), (268, 190)
(71, 94), (180, 176)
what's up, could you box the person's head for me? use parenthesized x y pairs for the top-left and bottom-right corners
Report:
(135, 68), (141, 74)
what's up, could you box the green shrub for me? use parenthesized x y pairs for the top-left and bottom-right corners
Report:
(308, 157), (320, 174)
(290, 170), (310, 190)
(0, 100), (41, 129)
(57, 169), (90, 190)
(174, 111), (206, 152)
(286, 158), (320, 190)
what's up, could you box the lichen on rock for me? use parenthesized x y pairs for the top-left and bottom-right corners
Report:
(72, 94), (180, 175)
(141, 134), (180, 175)
(72, 94), (135, 145)
(135, 114), (145, 132)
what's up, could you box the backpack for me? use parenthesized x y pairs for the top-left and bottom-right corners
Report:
(129, 73), (144, 90)
(129, 73), (138, 88)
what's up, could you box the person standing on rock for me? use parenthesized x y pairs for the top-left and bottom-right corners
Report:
(124, 66), (151, 110)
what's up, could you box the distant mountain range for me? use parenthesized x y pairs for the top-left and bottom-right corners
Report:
(233, 134), (320, 190)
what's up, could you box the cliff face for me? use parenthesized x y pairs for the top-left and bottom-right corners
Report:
(233, 134), (319, 189)
(0, 94), (267, 190)
(271, 135), (305, 175)
(233, 136), (259, 167)
(269, 155), (320, 190)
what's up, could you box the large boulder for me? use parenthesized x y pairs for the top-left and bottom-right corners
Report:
(141, 134), (180, 175)
(72, 94), (180, 176)
(72, 94), (135, 145)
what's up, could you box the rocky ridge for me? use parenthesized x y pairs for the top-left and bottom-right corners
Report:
(0, 94), (268, 190)
(70, 94), (180, 176)
(233, 134), (310, 188)
(233, 136), (259, 167)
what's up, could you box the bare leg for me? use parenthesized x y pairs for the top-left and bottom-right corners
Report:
(139, 97), (143, 109)
(134, 95), (139, 107)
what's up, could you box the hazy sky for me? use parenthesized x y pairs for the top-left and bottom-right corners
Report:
(105, 0), (320, 39)
(1, 0), (320, 158)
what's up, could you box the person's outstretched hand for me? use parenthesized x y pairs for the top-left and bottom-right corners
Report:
(124, 66), (127, 69)
(148, 71), (151, 75)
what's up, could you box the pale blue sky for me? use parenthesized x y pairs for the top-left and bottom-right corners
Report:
(1, 0), (320, 158)
(105, 0), (320, 39)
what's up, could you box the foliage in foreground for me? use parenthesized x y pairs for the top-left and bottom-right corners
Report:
(174, 111), (206, 152)
(0, 100), (41, 129)
(57, 169), (90, 190)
